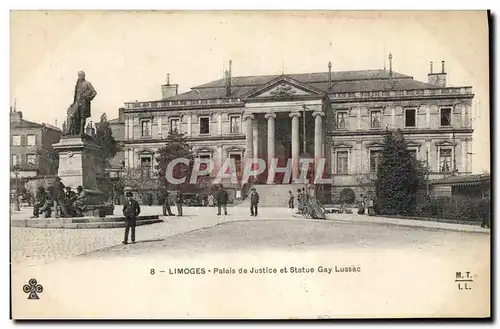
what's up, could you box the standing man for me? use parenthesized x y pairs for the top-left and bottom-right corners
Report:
(288, 190), (295, 209)
(216, 184), (229, 216)
(176, 189), (184, 216)
(52, 177), (66, 218)
(162, 189), (174, 216)
(65, 71), (97, 136)
(122, 191), (141, 244)
(250, 188), (260, 217)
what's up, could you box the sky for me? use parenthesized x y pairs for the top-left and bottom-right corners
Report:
(10, 10), (489, 172)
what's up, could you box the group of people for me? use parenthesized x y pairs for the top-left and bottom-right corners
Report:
(288, 187), (311, 215)
(31, 177), (87, 218)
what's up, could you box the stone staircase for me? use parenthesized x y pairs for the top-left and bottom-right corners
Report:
(237, 184), (305, 207)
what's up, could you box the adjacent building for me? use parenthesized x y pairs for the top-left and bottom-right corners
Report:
(10, 109), (62, 178)
(110, 57), (474, 201)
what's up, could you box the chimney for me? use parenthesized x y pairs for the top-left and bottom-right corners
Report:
(118, 107), (125, 122)
(388, 53), (393, 78)
(10, 110), (23, 122)
(226, 60), (232, 96)
(428, 60), (447, 87)
(328, 61), (332, 89)
(161, 73), (179, 99)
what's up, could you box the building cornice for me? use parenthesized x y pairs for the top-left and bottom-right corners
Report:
(329, 128), (474, 136)
(120, 135), (245, 144)
(329, 93), (474, 104)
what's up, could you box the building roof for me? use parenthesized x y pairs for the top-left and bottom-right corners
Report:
(194, 69), (411, 88)
(108, 118), (124, 124)
(164, 69), (439, 101)
(432, 174), (490, 187)
(10, 118), (62, 132)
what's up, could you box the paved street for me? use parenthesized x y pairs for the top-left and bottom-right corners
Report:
(10, 205), (300, 266)
(11, 205), (489, 266)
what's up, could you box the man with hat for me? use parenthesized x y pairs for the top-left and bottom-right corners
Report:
(250, 188), (260, 217)
(52, 177), (66, 218)
(216, 184), (229, 216)
(175, 188), (184, 216)
(162, 188), (174, 216)
(31, 186), (50, 218)
(122, 191), (141, 244)
(72, 186), (87, 217)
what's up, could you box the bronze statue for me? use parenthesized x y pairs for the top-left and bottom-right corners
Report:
(64, 71), (97, 136)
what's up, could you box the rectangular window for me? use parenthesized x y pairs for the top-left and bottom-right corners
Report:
(336, 151), (349, 174)
(141, 120), (151, 137)
(198, 154), (211, 175)
(370, 110), (382, 128)
(337, 111), (348, 129)
(27, 135), (36, 146)
(12, 135), (21, 146)
(170, 118), (180, 133)
(230, 116), (241, 134)
(370, 150), (381, 173)
(408, 150), (417, 160)
(405, 109), (416, 127)
(12, 154), (20, 166)
(439, 149), (452, 173)
(199, 117), (210, 134)
(140, 156), (152, 177)
(26, 154), (36, 164)
(440, 108), (452, 126)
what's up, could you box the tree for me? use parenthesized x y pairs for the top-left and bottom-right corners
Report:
(374, 129), (426, 215)
(95, 113), (120, 170)
(155, 130), (195, 189)
(339, 188), (356, 204)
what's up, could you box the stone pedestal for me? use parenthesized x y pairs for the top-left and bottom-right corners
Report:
(53, 136), (102, 190)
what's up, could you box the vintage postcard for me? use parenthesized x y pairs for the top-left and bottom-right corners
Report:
(10, 10), (490, 319)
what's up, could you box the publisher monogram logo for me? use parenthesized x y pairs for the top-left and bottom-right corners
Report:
(23, 278), (43, 300)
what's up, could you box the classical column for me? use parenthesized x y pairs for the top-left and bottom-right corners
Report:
(265, 112), (276, 165)
(253, 117), (259, 159)
(243, 113), (254, 165)
(289, 112), (301, 181)
(313, 111), (325, 161)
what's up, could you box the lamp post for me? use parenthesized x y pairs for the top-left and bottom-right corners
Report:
(13, 165), (20, 211)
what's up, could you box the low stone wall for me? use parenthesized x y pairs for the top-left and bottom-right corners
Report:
(376, 214), (483, 226)
(11, 215), (162, 229)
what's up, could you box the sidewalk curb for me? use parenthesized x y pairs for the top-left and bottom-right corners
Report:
(324, 215), (490, 233)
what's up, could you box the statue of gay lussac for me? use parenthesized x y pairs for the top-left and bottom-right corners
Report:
(64, 71), (97, 136)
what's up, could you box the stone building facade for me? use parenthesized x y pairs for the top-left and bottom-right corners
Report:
(110, 59), (474, 201)
(10, 109), (62, 178)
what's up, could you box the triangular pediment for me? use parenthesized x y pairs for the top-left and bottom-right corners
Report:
(243, 76), (325, 99)
(435, 140), (455, 147)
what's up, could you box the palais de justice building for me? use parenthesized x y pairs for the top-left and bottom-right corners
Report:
(111, 58), (474, 200)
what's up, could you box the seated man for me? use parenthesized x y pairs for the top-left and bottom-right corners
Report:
(63, 186), (77, 217)
(72, 186), (87, 217)
(32, 187), (51, 218)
